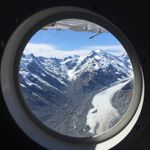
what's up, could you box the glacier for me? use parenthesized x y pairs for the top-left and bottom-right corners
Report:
(86, 79), (130, 135)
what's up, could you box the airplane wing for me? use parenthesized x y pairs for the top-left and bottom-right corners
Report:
(42, 19), (108, 34)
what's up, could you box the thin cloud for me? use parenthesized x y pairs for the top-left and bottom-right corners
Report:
(81, 45), (125, 56)
(24, 43), (126, 58)
(24, 43), (90, 58)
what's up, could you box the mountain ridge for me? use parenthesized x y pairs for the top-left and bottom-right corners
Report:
(19, 49), (133, 137)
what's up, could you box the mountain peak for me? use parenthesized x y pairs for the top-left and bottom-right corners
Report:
(87, 50), (107, 58)
(95, 49), (105, 53)
(120, 52), (127, 57)
(63, 54), (80, 61)
(88, 50), (97, 57)
(29, 53), (35, 58)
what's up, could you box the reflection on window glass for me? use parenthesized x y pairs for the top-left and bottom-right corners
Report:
(19, 19), (134, 138)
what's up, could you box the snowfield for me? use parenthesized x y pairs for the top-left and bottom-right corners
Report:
(86, 79), (130, 135)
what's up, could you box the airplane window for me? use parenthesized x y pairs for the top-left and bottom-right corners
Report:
(1, 7), (144, 149)
(18, 19), (134, 138)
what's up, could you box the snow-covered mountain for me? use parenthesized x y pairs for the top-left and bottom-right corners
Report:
(19, 49), (133, 137)
(20, 50), (132, 86)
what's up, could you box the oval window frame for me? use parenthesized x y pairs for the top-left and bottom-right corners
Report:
(0, 6), (144, 150)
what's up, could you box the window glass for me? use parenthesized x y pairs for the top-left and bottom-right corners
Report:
(19, 19), (134, 138)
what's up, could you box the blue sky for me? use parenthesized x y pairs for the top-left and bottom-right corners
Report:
(24, 28), (126, 58)
(29, 29), (121, 50)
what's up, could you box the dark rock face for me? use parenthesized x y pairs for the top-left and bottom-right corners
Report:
(19, 50), (134, 137)
(110, 80), (134, 128)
